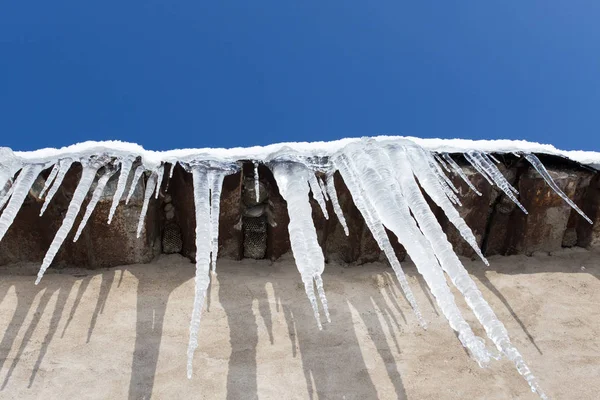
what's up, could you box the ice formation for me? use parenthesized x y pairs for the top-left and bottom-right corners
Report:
(0, 136), (597, 399)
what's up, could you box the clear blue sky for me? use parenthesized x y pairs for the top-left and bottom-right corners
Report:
(1, 1), (599, 151)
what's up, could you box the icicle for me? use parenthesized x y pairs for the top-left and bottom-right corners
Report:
(0, 164), (43, 243)
(107, 157), (134, 224)
(208, 169), (226, 272)
(39, 163), (59, 198)
(398, 148), (546, 398)
(253, 161), (260, 203)
(187, 165), (212, 379)
(441, 153), (482, 196)
(525, 153), (592, 224)
(427, 151), (460, 194)
(307, 172), (329, 219)
(433, 153), (451, 173)
(334, 152), (426, 328)
(340, 140), (492, 363)
(465, 151), (527, 214)
(324, 174), (349, 236)
(465, 153), (494, 185)
(73, 166), (117, 242)
(136, 171), (157, 238)
(317, 176), (329, 201)
(271, 161), (330, 329)
(126, 165), (145, 205)
(36, 159), (104, 284)
(154, 164), (165, 199)
(314, 274), (331, 323)
(402, 147), (488, 265)
(40, 158), (74, 216)
(165, 162), (176, 192)
(0, 184), (14, 211)
(488, 153), (501, 164)
(420, 150), (462, 205)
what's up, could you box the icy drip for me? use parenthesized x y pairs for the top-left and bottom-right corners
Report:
(401, 147), (488, 265)
(441, 153), (483, 196)
(0, 164), (43, 242)
(208, 169), (226, 272)
(433, 153), (451, 173)
(341, 141), (491, 363)
(317, 176), (329, 201)
(253, 161), (260, 203)
(74, 167), (116, 242)
(307, 172), (329, 219)
(422, 151), (462, 206)
(136, 171), (158, 238)
(154, 165), (165, 199)
(107, 157), (134, 224)
(40, 159), (74, 216)
(165, 162), (176, 192)
(427, 151), (460, 195)
(488, 153), (501, 164)
(525, 153), (592, 224)
(271, 161), (330, 329)
(36, 160), (103, 284)
(126, 165), (146, 204)
(334, 153), (425, 327)
(324, 174), (349, 236)
(187, 165), (212, 379)
(397, 151), (546, 398)
(39, 163), (59, 198)
(466, 151), (528, 214)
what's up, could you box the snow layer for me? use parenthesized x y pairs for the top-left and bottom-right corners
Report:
(9, 136), (600, 170)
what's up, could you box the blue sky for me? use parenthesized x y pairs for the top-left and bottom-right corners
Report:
(1, 1), (598, 151)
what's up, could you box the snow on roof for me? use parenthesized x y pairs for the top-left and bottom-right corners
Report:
(8, 136), (600, 170)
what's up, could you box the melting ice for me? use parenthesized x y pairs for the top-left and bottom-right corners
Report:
(0, 137), (595, 399)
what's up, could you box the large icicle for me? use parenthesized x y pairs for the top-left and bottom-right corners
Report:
(441, 153), (483, 196)
(0, 164), (43, 242)
(36, 159), (105, 284)
(333, 153), (425, 327)
(337, 140), (491, 363)
(324, 174), (349, 236)
(187, 165), (212, 379)
(253, 161), (260, 203)
(165, 162), (176, 192)
(401, 146), (488, 265)
(307, 172), (329, 219)
(107, 156), (134, 224)
(73, 166), (117, 242)
(40, 158), (74, 216)
(126, 165), (145, 205)
(208, 169), (226, 272)
(154, 164), (165, 199)
(395, 146), (546, 398)
(465, 151), (528, 214)
(136, 171), (158, 238)
(525, 153), (593, 224)
(0, 183), (14, 211)
(39, 163), (59, 198)
(271, 161), (330, 328)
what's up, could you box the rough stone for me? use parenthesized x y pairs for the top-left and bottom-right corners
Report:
(0, 162), (159, 268)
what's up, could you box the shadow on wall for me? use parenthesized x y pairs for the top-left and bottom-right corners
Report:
(0, 254), (598, 398)
(0, 262), (412, 399)
(215, 265), (410, 400)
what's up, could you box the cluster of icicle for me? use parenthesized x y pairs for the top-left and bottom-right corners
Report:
(0, 138), (593, 399)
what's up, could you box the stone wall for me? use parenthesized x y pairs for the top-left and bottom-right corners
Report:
(1, 153), (598, 269)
